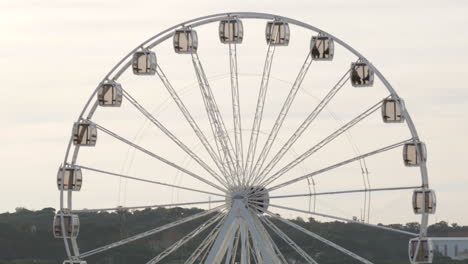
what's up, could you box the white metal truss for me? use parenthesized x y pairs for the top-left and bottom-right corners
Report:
(255, 68), (351, 183)
(229, 41), (245, 185)
(121, 88), (230, 188)
(155, 65), (231, 183)
(261, 216), (318, 264)
(79, 205), (225, 258)
(262, 208), (375, 264)
(244, 32), (276, 182)
(204, 200), (282, 264)
(250, 51), (314, 184)
(260, 98), (388, 187)
(146, 212), (226, 264)
(191, 53), (238, 183)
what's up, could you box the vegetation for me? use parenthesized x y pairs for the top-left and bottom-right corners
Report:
(1, 207), (467, 264)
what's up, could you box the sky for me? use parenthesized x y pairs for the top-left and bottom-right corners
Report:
(0, 0), (468, 227)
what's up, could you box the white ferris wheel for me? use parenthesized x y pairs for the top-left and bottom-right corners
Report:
(55, 12), (436, 264)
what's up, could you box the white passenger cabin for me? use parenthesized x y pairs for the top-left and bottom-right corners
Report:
(310, 35), (334, 61)
(403, 142), (427, 167)
(382, 98), (405, 123)
(351, 62), (374, 87)
(219, 18), (243, 44)
(413, 189), (436, 214)
(265, 21), (290, 46)
(72, 122), (97, 147)
(174, 29), (198, 54)
(409, 238), (434, 264)
(97, 81), (123, 107)
(57, 166), (82, 191)
(53, 213), (80, 239)
(132, 50), (157, 75)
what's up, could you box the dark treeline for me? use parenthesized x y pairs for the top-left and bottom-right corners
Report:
(0, 207), (467, 264)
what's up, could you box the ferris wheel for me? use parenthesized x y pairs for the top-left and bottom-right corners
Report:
(55, 12), (436, 264)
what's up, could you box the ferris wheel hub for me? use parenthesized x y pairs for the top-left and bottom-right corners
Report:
(226, 186), (270, 214)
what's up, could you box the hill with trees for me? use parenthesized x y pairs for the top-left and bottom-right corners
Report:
(0, 207), (467, 264)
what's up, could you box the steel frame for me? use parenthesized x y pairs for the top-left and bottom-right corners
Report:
(59, 12), (431, 264)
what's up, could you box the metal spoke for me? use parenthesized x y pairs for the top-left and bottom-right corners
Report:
(268, 203), (418, 236)
(146, 212), (226, 264)
(256, 69), (351, 183)
(156, 65), (230, 179)
(268, 233), (288, 264)
(184, 216), (225, 264)
(250, 51), (313, 184)
(269, 185), (421, 199)
(267, 139), (412, 193)
(260, 98), (387, 187)
(191, 53), (238, 183)
(91, 121), (227, 193)
(224, 224), (240, 264)
(260, 216), (318, 264)
(244, 37), (276, 182)
(121, 88), (229, 188)
(72, 200), (224, 213)
(228, 228), (241, 264)
(76, 165), (225, 197)
(80, 205), (225, 258)
(229, 42), (245, 184)
(251, 213), (288, 264)
(262, 208), (375, 264)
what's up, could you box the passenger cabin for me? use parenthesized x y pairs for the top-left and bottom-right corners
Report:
(57, 166), (82, 191)
(265, 21), (290, 46)
(174, 29), (198, 54)
(73, 122), (97, 146)
(350, 62), (374, 87)
(219, 18), (243, 44)
(409, 238), (434, 264)
(413, 189), (436, 214)
(403, 142), (427, 167)
(63, 261), (87, 264)
(97, 81), (123, 107)
(53, 213), (80, 239)
(132, 50), (157, 75)
(382, 98), (405, 123)
(310, 35), (334, 61)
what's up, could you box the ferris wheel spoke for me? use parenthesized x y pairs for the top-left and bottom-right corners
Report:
(256, 69), (351, 183)
(269, 185), (420, 200)
(184, 214), (225, 264)
(155, 65), (231, 181)
(267, 139), (412, 193)
(72, 200), (224, 213)
(244, 41), (276, 183)
(260, 98), (387, 187)
(79, 205), (225, 258)
(261, 208), (375, 264)
(121, 88), (229, 188)
(254, 214), (288, 264)
(267, 203), (418, 236)
(228, 229), (241, 264)
(229, 43), (245, 184)
(260, 216), (319, 264)
(269, 235), (288, 264)
(250, 51), (314, 185)
(75, 165), (225, 197)
(91, 122), (228, 193)
(146, 212), (226, 264)
(191, 53), (238, 183)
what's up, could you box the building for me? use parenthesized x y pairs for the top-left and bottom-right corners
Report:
(431, 237), (468, 260)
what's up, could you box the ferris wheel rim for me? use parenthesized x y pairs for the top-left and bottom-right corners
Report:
(58, 12), (432, 263)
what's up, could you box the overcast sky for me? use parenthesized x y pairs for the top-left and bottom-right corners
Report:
(1, 0), (467, 226)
